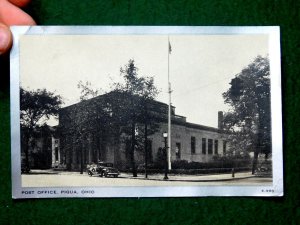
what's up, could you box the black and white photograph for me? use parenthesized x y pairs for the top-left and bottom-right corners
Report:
(10, 26), (283, 198)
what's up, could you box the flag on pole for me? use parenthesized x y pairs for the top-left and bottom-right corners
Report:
(169, 41), (172, 54)
(167, 37), (172, 170)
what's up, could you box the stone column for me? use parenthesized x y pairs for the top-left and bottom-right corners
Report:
(51, 137), (55, 167)
(206, 138), (208, 162)
(58, 139), (61, 164)
(72, 138), (77, 170)
(88, 133), (92, 164)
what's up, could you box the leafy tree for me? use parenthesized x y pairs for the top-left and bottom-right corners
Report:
(20, 87), (63, 169)
(113, 59), (159, 177)
(77, 80), (101, 101)
(222, 56), (271, 174)
(59, 61), (159, 175)
(59, 81), (111, 173)
(58, 101), (92, 173)
(30, 124), (54, 169)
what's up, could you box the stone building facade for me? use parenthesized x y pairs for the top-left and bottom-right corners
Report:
(150, 121), (228, 164)
(56, 91), (229, 170)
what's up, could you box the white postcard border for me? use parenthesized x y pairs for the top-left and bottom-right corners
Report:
(10, 26), (283, 198)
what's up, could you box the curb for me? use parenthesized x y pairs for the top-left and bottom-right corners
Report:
(123, 175), (256, 182)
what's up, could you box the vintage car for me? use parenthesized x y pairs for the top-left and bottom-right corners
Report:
(87, 162), (119, 178)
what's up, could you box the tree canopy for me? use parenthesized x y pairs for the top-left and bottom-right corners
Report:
(222, 56), (271, 161)
(20, 87), (63, 130)
(20, 87), (63, 169)
(77, 80), (101, 101)
(112, 59), (160, 177)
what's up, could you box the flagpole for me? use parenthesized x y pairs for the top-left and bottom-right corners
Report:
(168, 36), (172, 170)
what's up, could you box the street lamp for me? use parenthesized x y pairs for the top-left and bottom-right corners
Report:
(163, 132), (169, 180)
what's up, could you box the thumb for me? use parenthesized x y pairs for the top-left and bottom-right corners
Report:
(0, 23), (12, 55)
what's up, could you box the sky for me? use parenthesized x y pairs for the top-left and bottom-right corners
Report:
(20, 34), (269, 127)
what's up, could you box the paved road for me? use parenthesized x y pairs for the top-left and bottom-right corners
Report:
(22, 172), (272, 187)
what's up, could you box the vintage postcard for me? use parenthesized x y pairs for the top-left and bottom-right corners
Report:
(10, 26), (283, 198)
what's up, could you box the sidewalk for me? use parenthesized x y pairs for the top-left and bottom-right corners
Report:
(27, 169), (255, 182)
(122, 172), (255, 182)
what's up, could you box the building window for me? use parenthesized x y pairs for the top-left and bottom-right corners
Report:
(191, 136), (196, 154)
(175, 143), (181, 159)
(202, 138), (206, 154)
(55, 147), (59, 161)
(223, 140), (227, 154)
(208, 139), (213, 154)
(214, 140), (218, 155)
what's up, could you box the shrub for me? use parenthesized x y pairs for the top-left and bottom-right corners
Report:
(169, 158), (251, 170)
(172, 160), (189, 169)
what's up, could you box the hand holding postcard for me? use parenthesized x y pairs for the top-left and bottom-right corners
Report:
(10, 26), (283, 198)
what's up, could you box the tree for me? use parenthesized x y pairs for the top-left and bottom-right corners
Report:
(20, 87), (63, 169)
(113, 59), (159, 177)
(139, 79), (160, 178)
(59, 81), (112, 173)
(222, 56), (271, 174)
(77, 80), (101, 101)
(77, 81), (112, 173)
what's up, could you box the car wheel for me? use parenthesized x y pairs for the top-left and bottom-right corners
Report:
(88, 171), (92, 176)
(104, 172), (108, 177)
(114, 175), (118, 178)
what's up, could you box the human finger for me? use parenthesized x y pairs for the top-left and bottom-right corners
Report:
(0, 23), (12, 55)
(0, 0), (35, 25)
(8, 0), (32, 8)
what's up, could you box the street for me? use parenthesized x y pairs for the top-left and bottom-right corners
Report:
(22, 171), (272, 187)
